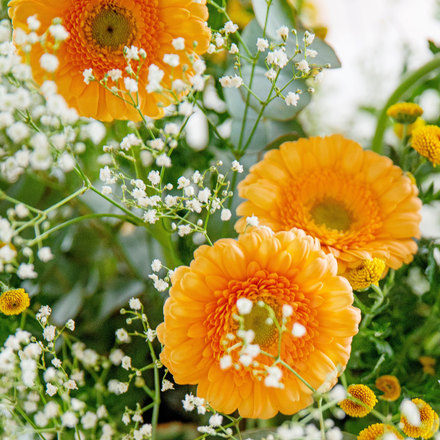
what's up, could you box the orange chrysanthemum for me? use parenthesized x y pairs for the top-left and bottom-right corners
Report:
(9, 0), (210, 121)
(358, 424), (403, 440)
(401, 398), (436, 439)
(236, 135), (422, 274)
(157, 228), (361, 419)
(339, 384), (378, 417)
(375, 375), (401, 401)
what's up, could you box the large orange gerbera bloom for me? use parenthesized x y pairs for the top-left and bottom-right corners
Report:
(236, 135), (422, 274)
(9, 0), (210, 121)
(157, 227), (361, 418)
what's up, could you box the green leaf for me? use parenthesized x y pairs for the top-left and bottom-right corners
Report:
(429, 40), (440, 55)
(251, 0), (295, 40)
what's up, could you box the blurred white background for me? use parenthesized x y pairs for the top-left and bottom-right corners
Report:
(300, 0), (440, 143)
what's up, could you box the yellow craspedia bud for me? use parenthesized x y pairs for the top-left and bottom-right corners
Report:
(346, 258), (386, 291)
(419, 356), (436, 376)
(0, 289), (30, 315)
(401, 398), (436, 439)
(358, 424), (403, 440)
(411, 125), (440, 167)
(394, 117), (426, 139)
(387, 102), (424, 124)
(339, 384), (378, 417)
(375, 375), (401, 402)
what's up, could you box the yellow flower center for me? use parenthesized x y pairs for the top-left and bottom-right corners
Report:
(242, 302), (279, 349)
(86, 4), (136, 52)
(310, 198), (352, 232)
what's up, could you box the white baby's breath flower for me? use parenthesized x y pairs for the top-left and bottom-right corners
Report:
(64, 379), (78, 390)
(129, 298), (142, 310)
(37, 247), (54, 262)
(256, 38), (269, 52)
(46, 383), (57, 396)
(236, 298), (253, 315)
(65, 320), (75, 331)
(292, 323), (307, 337)
(231, 160), (243, 172)
(297, 59), (310, 73)
(121, 356), (131, 371)
(116, 328), (130, 342)
(162, 379), (174, 391)
(229, 43), (239, 54)
(246, 215), (259, 227)
(276, 26), (289, 39)
(43, 325), (56, 342)
(303, 31), (315, 46)
(172, 37), (185, 50)
(83, 68), (94, 84)
(40, 54), (59, 72)
(163, 54), (180, 67)
(221, 209), (232, 221)
(265, 68), (277, 80)
(285, 92), (300, 106)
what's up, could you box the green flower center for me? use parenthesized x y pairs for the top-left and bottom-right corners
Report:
(87, 5), (136, 51)
(310, 198), (353, 232)
(242, 303), (278, 349)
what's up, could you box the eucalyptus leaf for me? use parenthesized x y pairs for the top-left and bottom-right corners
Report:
(238, 64), (311, 120)
(251, 0), (295, 40)
(285, 32), (341, 68)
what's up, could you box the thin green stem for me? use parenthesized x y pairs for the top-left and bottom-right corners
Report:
(27, 213), (134, 246)
(372, 54), (440, 154)
(278, 359), (316, 393)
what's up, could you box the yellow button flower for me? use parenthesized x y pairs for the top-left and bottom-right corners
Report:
(401, 398), (436, 439)
(411, 125), (440, 167)
(419, 357), (436, 376)
(387, 102), (424, 124)
(0, 288), (30, 315)
(375, 375), (401, 401)
(358, 424), (403, 440)
(339, 384), (378, 417)
(345, 258), (386, 291)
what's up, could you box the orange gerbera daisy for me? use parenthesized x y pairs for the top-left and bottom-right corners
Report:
(9, 0), (210, 121)
(157, 227), (361, 419)
(236, 135), (422, 274)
